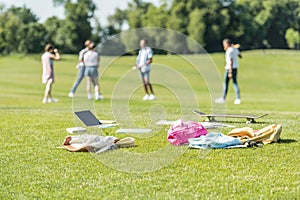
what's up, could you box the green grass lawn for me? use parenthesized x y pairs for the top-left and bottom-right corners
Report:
(0, 50), (299, 199)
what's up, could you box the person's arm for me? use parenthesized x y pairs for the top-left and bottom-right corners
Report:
(135, 51), (140, 67)
(50, 49), (61, 60)
(227, 48), (234, 78)
(228, 48), (233, 78)
(146, 57), (152, 65)
(79, 49), (84, 62)
(136, 57), (152, 69)
(97, 53), (100, 68)
(236, 48), (242, 59)
(228, 58), (233, 78)
(145, 47), (153, 65)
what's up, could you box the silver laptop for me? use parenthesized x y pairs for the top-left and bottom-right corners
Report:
(74, 110), (117, 128)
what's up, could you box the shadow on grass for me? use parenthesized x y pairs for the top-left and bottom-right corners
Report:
(278, 139), (298, 144)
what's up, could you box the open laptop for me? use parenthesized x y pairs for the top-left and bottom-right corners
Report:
(74, 110), (118, 128)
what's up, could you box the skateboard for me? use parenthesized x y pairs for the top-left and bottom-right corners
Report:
(193, 110), (268, 124)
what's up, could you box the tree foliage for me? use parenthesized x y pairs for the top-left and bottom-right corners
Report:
(285, 28), (300, 49)
(108, 0), (300, 52)
(53, 0), (96, 53)
(0, 6), (45, 53)
(1, 0), (300, 54)
(0, 0), (98, 54)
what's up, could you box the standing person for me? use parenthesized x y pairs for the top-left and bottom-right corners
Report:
(84, 42), (103, 100)
(68, 40), (91, 97)
(132, 39), (155, 101)
(41, 44), (61, 104)
(215, 39), (241, 104)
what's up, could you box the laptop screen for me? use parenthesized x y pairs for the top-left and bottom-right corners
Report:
(74, 110), (102, 126)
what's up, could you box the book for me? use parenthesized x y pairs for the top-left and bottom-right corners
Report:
(116, 128), (152, 134)
(66, 127), (87, 134)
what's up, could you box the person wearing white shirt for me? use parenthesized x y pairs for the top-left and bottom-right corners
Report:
(84, 42), (103, 100)
(215, 39), (241, 104)
(133, 39), (155, 101)
(68, 40), (91, 98)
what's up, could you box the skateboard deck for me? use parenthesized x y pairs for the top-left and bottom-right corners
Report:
(193, 110), (268, 123)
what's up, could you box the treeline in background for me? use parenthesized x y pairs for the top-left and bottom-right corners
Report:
(1, 0), (300, 54)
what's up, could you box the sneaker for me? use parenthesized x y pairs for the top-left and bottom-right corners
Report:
(95, 94), (104, 100)
(68, 92), (74, 98)
(42, 98), (47, 104)
(143, 94), (149, 101)
(215, 97), (225, 104)
(148, 94), (156, 101)
(234, 99), (241, 104)
(88, 93), (93, 100)
(48, 98), (58, 103)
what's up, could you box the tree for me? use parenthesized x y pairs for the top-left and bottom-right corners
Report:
(187, 8), (206, 48)
(251, 0), (300, 49)
(141, 4), (169, 53)
(199, 0), (229, 51)
(126, 0), (151, 28)
(141, 4), (169, 28)
(7, 6), (38, 23)
(229, 0), (265, 49)
(166, 1), (189, 34)
(18, 22), (47, 53)
(108, 8), (127, 32)
(43, 17), (63, 48)
(285, 28), (300, 49)
(51, 0), (96, 53)
(0, 6), (41, 54)
(0, 12), (20, 53)
(2, 0), (300, 54)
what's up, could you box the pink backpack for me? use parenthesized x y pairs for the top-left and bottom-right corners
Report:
(167, 119), (208, 145)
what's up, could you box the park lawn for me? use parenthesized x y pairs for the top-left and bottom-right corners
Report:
(0, 50), (299, 199)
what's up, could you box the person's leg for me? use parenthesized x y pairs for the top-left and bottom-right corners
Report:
(145, 71), (154, 94)
(43, 79), (54, 103)
(44, 78), (53, 98)
(141, 72), (149, 94)
(144, 71), (155, 100)
(148, 83), (154, 94)
(140, 72), (150, 100)
(44, 82), (52, 99)
(93, 79), (99, 94)
(86, 77), (92, 99)
(232, 69), (241, 99)
(91, 68), (102, 100)
(222, 70), (230, 100)
(70, 66), (85, 94)
(92, 76), (101, 99)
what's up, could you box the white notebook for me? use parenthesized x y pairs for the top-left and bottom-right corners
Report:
(66, 127), (87, 134)
(116, 128), (152, 134)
